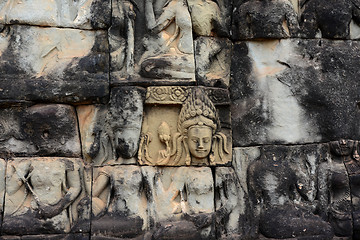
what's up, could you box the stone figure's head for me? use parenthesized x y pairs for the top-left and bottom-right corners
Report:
(330, 139), (354, 157)
(108, 87), (145, 159)
(173, 88), (228, 165)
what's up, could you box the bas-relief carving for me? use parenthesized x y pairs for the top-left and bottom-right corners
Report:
(194, 37), (232, 87)
(77, 87), (145, 166)
(91, 165), (146, 238)
(0, 104), (80, 157)
(247, 147), (334, 239)
(232, 0), (299, 40)
(0, 0), (110, 29)
(3, 157), (90, 235)
(300, 0), (360, 39)
(141, 166), (215, 238)
(138, 87), (231, 166)
(110, 0), (230, 83)
(318, 139), (360, 238)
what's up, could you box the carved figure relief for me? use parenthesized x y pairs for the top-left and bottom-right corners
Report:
(142, 166), (215, 238)
(247, 149), (333, 239)
(3, 157), (89, 235)
(300, 0), (360, 39)
(232, 0), (299, 39)
(318, 139), (360, 238)
(138, 0), (195, 80)
(78, 87), (145, 166)
(138, 87), (231, 166)
(91, 165), (147, 238)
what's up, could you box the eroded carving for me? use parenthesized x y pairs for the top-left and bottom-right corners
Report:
(139, 87), (231, 166)
(248, 149), (333, 239)
(3, 157), (89, 235)
(318, 139), (360, 238)
(91, 165), (146, 238)
(232, 0), (299, 40)
(78, 87), (145, 166)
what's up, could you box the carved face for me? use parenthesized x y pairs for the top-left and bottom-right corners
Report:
(114, 127), (141, 159)
(187, 126), (213, 159)
(330, 139), (354, 156)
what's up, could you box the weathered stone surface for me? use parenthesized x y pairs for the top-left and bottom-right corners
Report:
(3, 157), (90, 235)
(0, 0), (110, 29)
(195, 37), (232, 87)
(232, 0), (299, 40)
(91, 165), (147, 238)
(215, 167), (255, 239)
(0, 104), (80, 157)
(231, 39), (360, 146)
(142, 166), (215, 238)
(77, 87), (145, 165)
(0, 25), (109, 104)
(242, 144), (333, 239)
(0, 158), (6, 227)
(110, 0), (196, 84)
(300, 0), (360, 39)
(1, 234), (89, 240)
(139, 87), (231, 166)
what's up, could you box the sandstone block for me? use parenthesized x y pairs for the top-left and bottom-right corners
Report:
(231, 39), (360, 146)
(0, 104), (80, 157)
(0, 25), (109, 104)
(77, 87), (145, 166)
(138, 86), (231, 166)
(3, 157), (90, 235)
(0, 0), (110, 29)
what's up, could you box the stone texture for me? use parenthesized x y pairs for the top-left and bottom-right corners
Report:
(3, 157), (90, 235)
(232, 0), (299, 40)
(215, 167), (254, 239)
(195, 37), (232, 88)
(0, 25), (109, 104)
(139, 87), (231, 166)
(142, 166), (215, 239)
(0, 104), (80, 157)
(300, 0), (360, 39)
(1, 234), (89, 240)
(91, 165), (147, 239)
(77, 87), (145, 166)
(0, 0), (110, 29)
(231, 39), (360, 146)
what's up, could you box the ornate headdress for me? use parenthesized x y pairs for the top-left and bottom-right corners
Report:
(177, 88), (220, 134)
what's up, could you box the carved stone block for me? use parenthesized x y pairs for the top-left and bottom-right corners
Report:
(300, 0), (360, 39)
(241, 145), (333, 239)
(0, 0), (110, 29)
(91, 165), (147, 238)
(0, 234), (90, 240)
(195, 37), (232, 88)
(141, 166), (215, 239)
(0, 25), (109, 104)
(215, 167), (254, 239)
(231, 39), (360, 146)
(232, 0), (299, 40)
(138, 86), (231, 166)
(3, 157), (90, 235)
(0, 104), (80, 157)
(77, 87), (145, 166)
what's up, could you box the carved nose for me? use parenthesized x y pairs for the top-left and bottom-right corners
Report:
(198, 140), (204, 148)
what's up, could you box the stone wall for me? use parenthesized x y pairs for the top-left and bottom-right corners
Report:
(0, 0), (359, 239)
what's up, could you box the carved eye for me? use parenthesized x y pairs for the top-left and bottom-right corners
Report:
(191, 139), (198, 143)
(203, 138), (210, 143)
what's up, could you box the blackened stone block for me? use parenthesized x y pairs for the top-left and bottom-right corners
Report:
(231, 39), (360, 146)
(0, 25), (109, 104)
(300, 0), (360, 39)
(1, 234), (89, 240)
(232, 0), (299, 40)
(0, 104), (80, 157)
